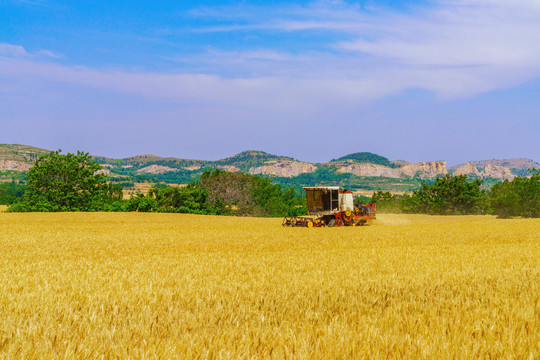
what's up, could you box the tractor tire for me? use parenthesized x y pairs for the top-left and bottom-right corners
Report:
(327, 219), (336, 227)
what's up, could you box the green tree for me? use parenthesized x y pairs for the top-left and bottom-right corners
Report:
(147, 185), (220, 214)
(403, 174), (486, 215)
(489, 169), (540, 218)
(10, 150), (120, 212)
(195, 169), (305, 217)
(126, 193), (157, 212)
(0, 182), (26, 205)
(370, 191), (402, 213)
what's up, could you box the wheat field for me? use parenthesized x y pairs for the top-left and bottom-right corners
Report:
(0, 212), (538, 359)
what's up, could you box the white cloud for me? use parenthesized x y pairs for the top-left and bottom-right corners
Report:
(36, 49), (64, 59)
(0, 43), (64, 59)
(336, 1), (540, 68)
(0, 43), (28, 57)
(182, 0), (540, 99)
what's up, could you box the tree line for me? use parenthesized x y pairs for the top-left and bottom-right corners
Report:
(6, 150), (306, 217)
(3, 150), (539, 218)
(369, 172), (540, 218)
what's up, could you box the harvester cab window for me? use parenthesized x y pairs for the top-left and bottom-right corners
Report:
(305, 187), (340, 214)
(321, 189), (339, 212)
(306, 190), (324, 213)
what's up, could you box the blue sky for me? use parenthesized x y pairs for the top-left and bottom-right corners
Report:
(1, 0), (539, 165)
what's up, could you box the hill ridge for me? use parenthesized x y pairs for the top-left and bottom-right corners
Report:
(1, 144), (538, 185)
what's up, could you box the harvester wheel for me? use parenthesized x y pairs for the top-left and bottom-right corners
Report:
(328, 219), (336, 227)
(307, 221), (313, 228)
(345, 209), (352, 217)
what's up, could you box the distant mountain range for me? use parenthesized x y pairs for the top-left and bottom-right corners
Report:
(1, 144), (538, 192)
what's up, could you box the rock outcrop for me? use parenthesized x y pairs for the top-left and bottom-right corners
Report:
(0, 160), (32, 172)
(337, 161), (447, 179)
(451, 163), (515, 180)
(249, 161), (317, 178)
(479, 164), (515, 181)
(468, 158), (539, 173)
(217, 165), (241, 173)
(453, 162), (480, 177)
(135, 165), (178, 174)
(400, 161), (447, 179)
(95, 168), (113, 176)
(337, 163), (401, 178)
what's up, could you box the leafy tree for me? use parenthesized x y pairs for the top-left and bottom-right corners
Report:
(196, 169), (305, 217)
(148, 185), (220, 214)
(9, 150), (121, 212)
(126, 193), (158, 212)
(402, 174), (486, 215)
(196, 169), (259, 215)
(489, 169), (540, 218)
(0, 182), (26, 205)
(369, 191), (402, 213)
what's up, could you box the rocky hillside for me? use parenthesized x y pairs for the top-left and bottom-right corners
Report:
(450, 158), (540, 178)
(0, 144), (50, 161)
(0, 160), (32, 172)
(1, 144), (538, 184)
(249, 160), (317, 178)
(336, 161), (447, 179)
(451, 163), (515, 181)
(0, 144), (50, 171)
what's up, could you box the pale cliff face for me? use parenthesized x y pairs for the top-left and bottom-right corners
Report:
(337, 161), (447, 179)
(217, 165), (241, 173)
(0, 160), (32, 172)
(453, 162), (480, 177)
(95, 168), (113, 176)
(337, 163), (402, 178)
(135, 165), (178, 174)
(248, 161), (317, 178)
(399, 161), (448, 179)
(452, 163), (515, 180)
(480, 164), (515, 181)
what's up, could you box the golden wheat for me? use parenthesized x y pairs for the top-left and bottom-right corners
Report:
(0, 212), (538, 359)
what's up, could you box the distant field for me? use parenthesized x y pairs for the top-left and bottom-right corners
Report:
(0, 213), (538, 359)
(353, 189), (407, 197)
(122, 182), (187, 199)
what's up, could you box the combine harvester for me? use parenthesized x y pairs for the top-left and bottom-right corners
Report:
(283, 186), (376, 227)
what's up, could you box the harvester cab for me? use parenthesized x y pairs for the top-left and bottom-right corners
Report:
(283, 186), (376, 227)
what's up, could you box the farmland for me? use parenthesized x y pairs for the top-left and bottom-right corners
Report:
(0, 213), (538, 359)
